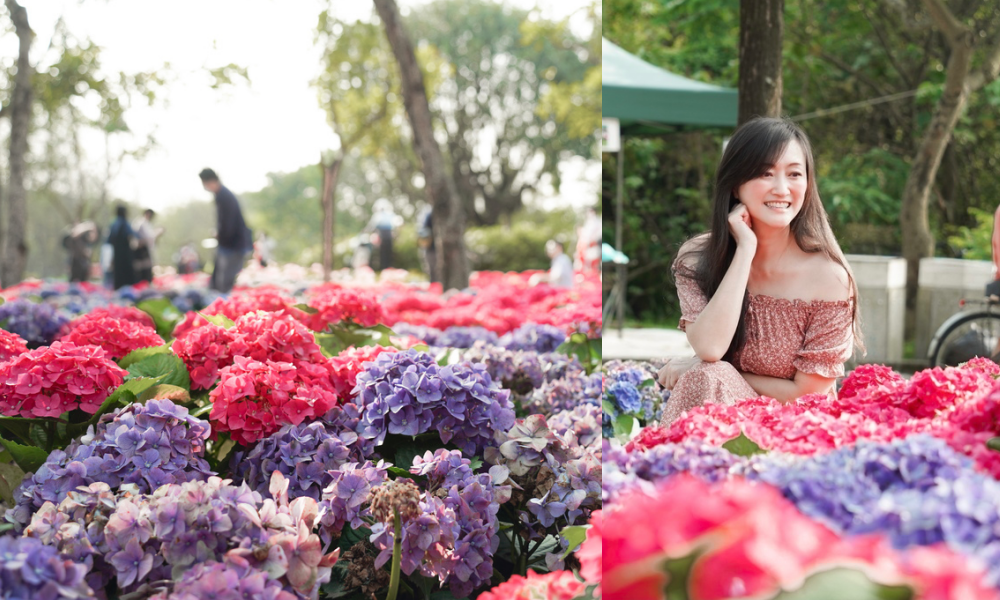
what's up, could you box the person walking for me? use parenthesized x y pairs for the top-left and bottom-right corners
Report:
(199, 168), (251, 293)
(367, 199), (398, 271)
(132, 208), (163, 283)
(107, 205), (138, 290)
(418, 207), (436, 283)
(63, 221), (99, 282)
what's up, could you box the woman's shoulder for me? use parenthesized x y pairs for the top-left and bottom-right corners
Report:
(673, 234), (709, 272)
(794, 252), (852, 302)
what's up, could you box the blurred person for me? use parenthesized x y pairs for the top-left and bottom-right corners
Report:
(63, 221), (99, 283)
(175, 244), (202, 275)
(531, 239), (574, 288)
(367, 199), (398, 271)
(199, 168), (252, 293)
(107, 205), (138, 290)
(132, 208), (164, 283)
(417, 206), (436, 283)
(253, 230), (275, 267)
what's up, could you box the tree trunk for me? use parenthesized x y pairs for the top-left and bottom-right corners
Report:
(320, 155), (342, 282)
(373, 0), (469, 290)
(2, 0), (32, 287)
(738, 0), (783, 124)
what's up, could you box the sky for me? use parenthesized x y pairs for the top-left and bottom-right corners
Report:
(9, 0), (598, 213)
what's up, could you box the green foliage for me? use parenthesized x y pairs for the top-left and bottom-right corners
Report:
(721, 432), (766, 457)
(466, 208), (577, 272)
(125, 351), (191, 391)
(947, 207), (994, 260)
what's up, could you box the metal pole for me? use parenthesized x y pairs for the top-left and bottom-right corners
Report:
(616, 142), (625, 337)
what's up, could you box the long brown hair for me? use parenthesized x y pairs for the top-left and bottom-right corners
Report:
(677, 117), (863, 361)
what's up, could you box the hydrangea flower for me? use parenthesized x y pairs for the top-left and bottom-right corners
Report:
(0, 533), (94, 599)
(459, 342), (546, 399)
(497, 322), (567, 353)
(8, 399), (213, 528)
(172, 322), (233, 390)
(233, 420), (363, 501)
(0, 340), (127, 417)
(147, 555), (297, 600)
(524, 371), (601, 416)
(477, 569), (585, 600)
(0, 299), (71, 347)
(548, 403), (601, 449)
(369, 449), (505, 598)
(318, 460), (390, 539)
(0, 328), (28, 362)
(303, 286), (386, 330)
(209, 356), (339, 446)
(355, 350), (516, 455)
(329, 344), (398, 400)
(58, 314), (164, 360)
(60, 304), (155, 334)
(171, 289), (296, 338)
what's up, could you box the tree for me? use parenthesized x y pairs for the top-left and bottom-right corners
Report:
(738, 0), (783, 123)
(373, 0), (469, 290)
(897, 0), (1000, 304)
(2, 0), (32, 286)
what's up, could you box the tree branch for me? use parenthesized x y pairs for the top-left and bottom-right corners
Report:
(920, 0), (967, 46)
(967, 29), (1000, 91)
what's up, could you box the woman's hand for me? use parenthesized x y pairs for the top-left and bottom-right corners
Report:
(727, 203), (757, 251)
(656, 356), (702, 390)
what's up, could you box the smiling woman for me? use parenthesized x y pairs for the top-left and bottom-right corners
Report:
(656, 117), (864, 426)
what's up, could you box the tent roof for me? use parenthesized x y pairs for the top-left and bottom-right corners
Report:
(602, 38), (737, 135)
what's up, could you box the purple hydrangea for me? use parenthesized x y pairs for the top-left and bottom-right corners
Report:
(148, 555), (296, 600)
(0, 533), (94, 599)
(548, 404), (601, 449)
(355, 349), (516, 455)
(233, 420), (361, 501)
(437, 326), (500, 349)
(8, 399), (213, 529)
(460, 342), (546, 399)
(318, 460), (390, 541)
(497, 323), (567, 353)
(0, 299), (71, 347)
(525, 371), (601, 417)
(369, 449), (504, 598)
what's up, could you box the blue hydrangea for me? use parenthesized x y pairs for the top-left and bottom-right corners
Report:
(497, 323), (567, 353)
(0, 299), (71, 347)
(607, 380), (642, 414)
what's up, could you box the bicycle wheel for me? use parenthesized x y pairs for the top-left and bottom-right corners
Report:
(929, 311), (1000, 368)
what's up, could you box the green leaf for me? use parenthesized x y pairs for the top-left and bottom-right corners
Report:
(387, 466), (414, 479)
(988, 436), (1000, 452)
(612, 413), (635, 439)
(721, 432), (767, 457)
(190, 403), (213, 418)
(66, 377), (162, 437)
(137, 297), (184, 339)
(28, 423), (49, 450)
(0, 417), (33, 446)
(119, 344), (172, 369)
(661, 549), (700, 600)
(772, 567), (914, 600)
(468, 456), (483, 471)
(198, 311), (236, 329)
(137, 384), (191, 403)
(0, 461), (25, 505)
(0, 434), (50, 474)
(558, 524), (590, 559)
(602, 400), (617, 415)
(126, 352), (191, 390)
(525, 534), (561, 568)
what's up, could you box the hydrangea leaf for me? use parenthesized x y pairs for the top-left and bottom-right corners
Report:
(0, 434), (49, 474)
(772, 567), (913, 599)
(137, 384), (191, 403)
(293, 303), (320, 315)
(65, 377), (163, 437)
(558, 524), (591, 559)
(722, 432), (767, 457)
(127, 352), (191, 390)
(0, 461), (24, 505)
(612, 413), (636, 440)
(0, 417), (32, 446)
(137, 297), (184, 338)
(987, 436), (1000, 452)
(119, 344), (172, 369)
(197, 311), (236, 329)
(659, 547), (701, 599)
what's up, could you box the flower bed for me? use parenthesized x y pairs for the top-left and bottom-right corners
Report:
(0, 273), (601, 600)
(604, 358), (1000, 599)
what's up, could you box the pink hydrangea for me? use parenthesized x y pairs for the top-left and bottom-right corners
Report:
(476, 570), (585, 600)
(171, 289), (297, 338)
(60, 305), (155, 336)
(894, 366), (995, 419)
(303, 286), (386, 331)
(58, 315), (164, 361)
(960, 356), (1000, 377)
(0, 340), (127, 417)
(838, 363), (906, 399)
(577, 510), (601, 591)
(602, 475), (998, 600)
(209, 356), (339, 446)
(329, 345), (398, 400)
(172, 324), (234, 390)
(0, 329), (28, 362)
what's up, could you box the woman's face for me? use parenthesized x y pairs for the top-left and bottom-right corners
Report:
(734, 140), (808, 231)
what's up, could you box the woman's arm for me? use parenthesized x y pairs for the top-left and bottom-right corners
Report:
(741, 370), (835, 403)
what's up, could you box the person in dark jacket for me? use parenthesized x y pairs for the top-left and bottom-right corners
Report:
(107, 205), (138, 290)
(199, 168), (251, 293)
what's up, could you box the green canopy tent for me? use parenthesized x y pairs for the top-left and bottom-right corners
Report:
(601, 37), (737, 334)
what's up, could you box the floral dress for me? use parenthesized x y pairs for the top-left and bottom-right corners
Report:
(660, 262), (855, 426)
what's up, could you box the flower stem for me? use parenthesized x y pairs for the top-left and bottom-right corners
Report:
(386, 508), (402, 600)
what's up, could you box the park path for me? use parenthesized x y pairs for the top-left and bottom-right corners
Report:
(602, 327), (691, 361)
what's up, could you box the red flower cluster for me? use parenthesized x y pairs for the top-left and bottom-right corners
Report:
(0, 340), (127, 417)
(0, 329), (28, 362)
(171, 288), (297, 338)
(476, 570), (585, 600)
(602, 475), (998, 600)
(303, 286), (386, 331)
(174, 311), (337, 392)
(576, 510), (601, 592)
(58, 315), (164, 361)
(838, 363), (906, 400)
(209, 356), (339, 445)
(329, 345), (398, 400)
(893, 366), (995, 419)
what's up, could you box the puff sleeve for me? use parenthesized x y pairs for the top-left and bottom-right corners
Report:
(673, 261), (708, 332)
(792, 301), (855, 378)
